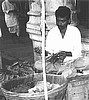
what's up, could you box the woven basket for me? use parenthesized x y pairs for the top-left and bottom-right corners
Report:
(67, 75), (89, 100)
(0, 73), (67, 100)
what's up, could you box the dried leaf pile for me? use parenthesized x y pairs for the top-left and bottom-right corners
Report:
(0, 61), (34, 82)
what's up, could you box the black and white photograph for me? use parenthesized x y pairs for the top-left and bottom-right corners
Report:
(0, 0), (89, 100)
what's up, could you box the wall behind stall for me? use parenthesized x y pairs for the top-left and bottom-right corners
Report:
(77, 0), (89, 28)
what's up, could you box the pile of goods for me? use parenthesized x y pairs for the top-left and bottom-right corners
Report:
(45, 52), (89, 77)
(0, 61), (34, 82)
(45, 51), (66, 64)
(73, 56), (89, 70)
(9, 75), (35, 93)
(72, 55), (89, 76)
(34, 47), (42, 55)
(34, 51), (75, 78)
(10, 80), (60, 95)
(0, 73), (67, 100)
(28, 81), (60, 95)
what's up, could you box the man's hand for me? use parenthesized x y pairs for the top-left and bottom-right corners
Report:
(47, 51), (66, 64)
(45, 51), (72, 64)
(57, 51), (66, 63)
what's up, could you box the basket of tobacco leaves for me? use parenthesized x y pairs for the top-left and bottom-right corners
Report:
(0, 73), (68, 100)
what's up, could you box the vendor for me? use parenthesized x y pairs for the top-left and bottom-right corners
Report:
(45, 6), (82, 62)
(35, 6), (82, 73)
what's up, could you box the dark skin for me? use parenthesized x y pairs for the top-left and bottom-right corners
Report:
(56, 16), (69, 38)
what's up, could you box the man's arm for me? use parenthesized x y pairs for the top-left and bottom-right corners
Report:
(58, 51), (72, 57)
(72, 28), (82, 59)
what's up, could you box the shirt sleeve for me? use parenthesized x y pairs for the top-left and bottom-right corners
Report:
(72, 28), (82, 59)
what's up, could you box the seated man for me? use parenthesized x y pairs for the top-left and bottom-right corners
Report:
(46, 6), (81, 61)
(35, 6), (82, 74)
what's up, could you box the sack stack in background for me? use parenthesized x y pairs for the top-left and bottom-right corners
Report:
(26, 0), (42, 62)
(26, 0), (42, 42)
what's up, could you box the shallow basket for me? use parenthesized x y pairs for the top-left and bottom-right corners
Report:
(0, 73), (67, 100)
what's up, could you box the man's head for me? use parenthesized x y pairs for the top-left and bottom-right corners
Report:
(55, 6), (71, 30)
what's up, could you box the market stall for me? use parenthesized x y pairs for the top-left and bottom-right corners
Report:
(0, 0), (89, 100)
(26, 0), (89, 100)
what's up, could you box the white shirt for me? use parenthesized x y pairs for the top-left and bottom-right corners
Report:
(46, 25), (82, 62)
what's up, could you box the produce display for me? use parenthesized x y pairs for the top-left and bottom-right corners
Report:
(9, 79), (60, 95)
(0, 61), (34, 81)
(28, 81), (60, 95)
(73, 56), (89, 70)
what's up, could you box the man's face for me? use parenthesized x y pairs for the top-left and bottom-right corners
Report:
(56, 16), (69, 30)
